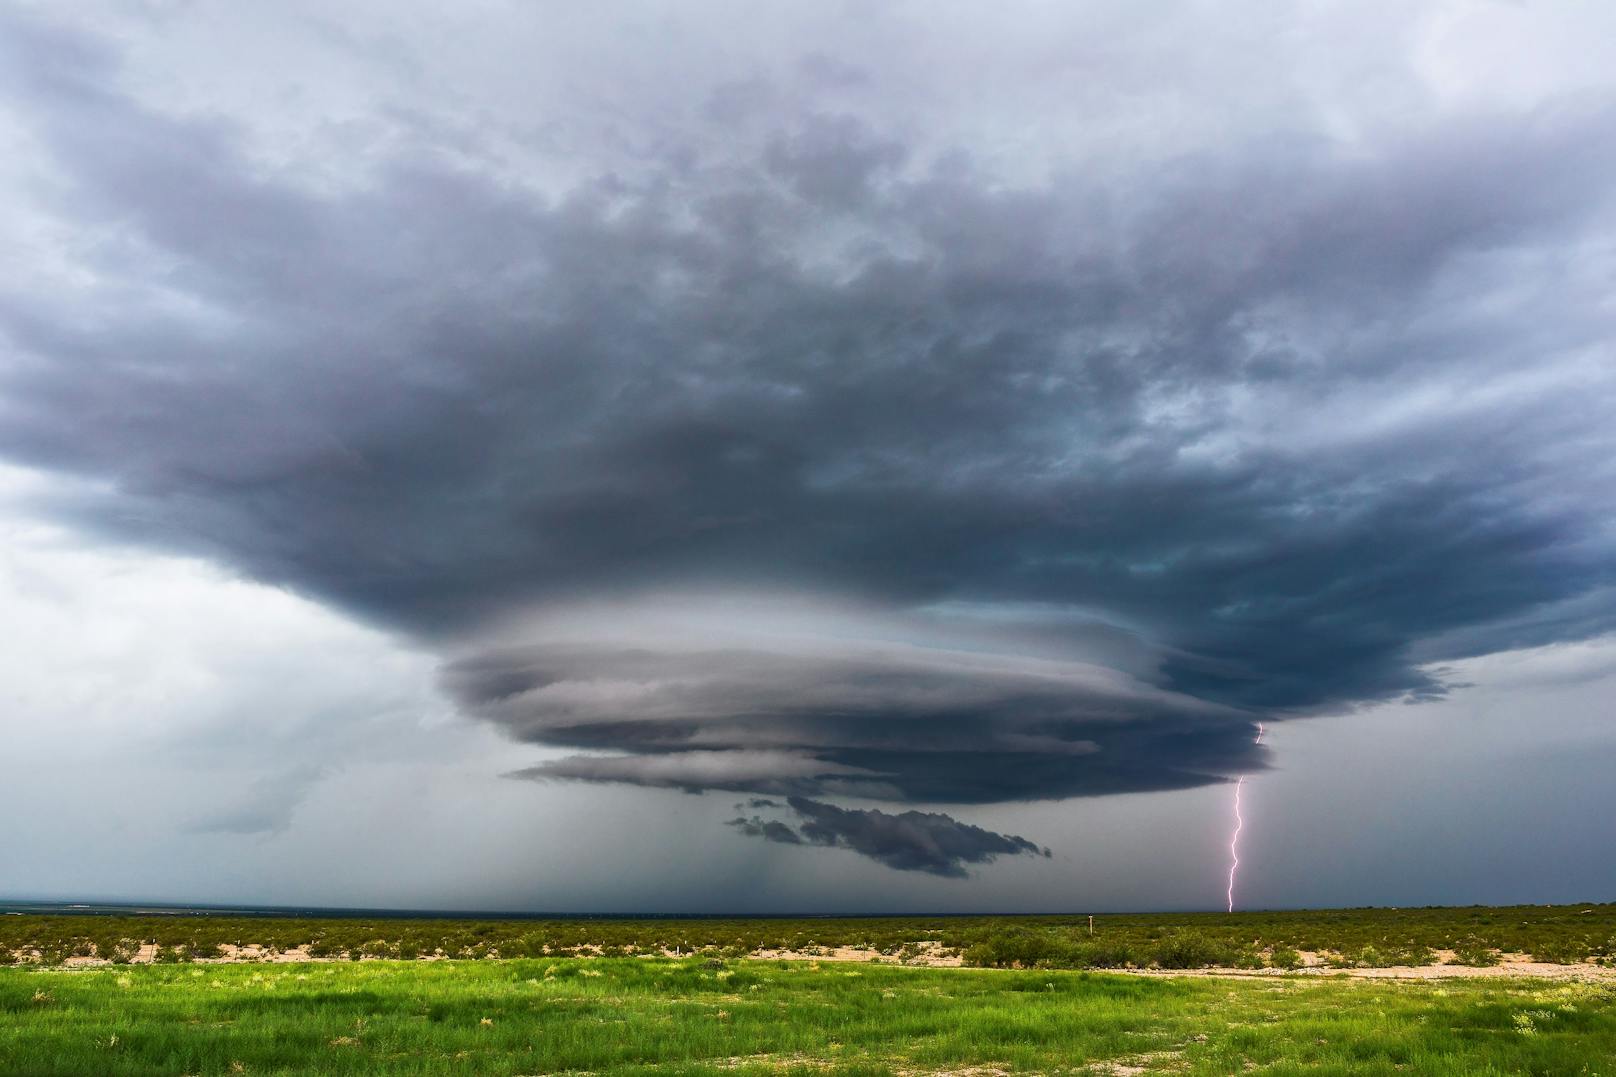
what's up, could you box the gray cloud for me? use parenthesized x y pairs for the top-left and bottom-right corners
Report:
(465, 634), (1253, 805)
(2, 6), (1614, 875)
(755, 797), (1050, 878)
(725, 814), (803, 846)
(188, 765), (326, 837)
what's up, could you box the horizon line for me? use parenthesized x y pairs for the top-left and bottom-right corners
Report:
(5, 897), (1609, 922)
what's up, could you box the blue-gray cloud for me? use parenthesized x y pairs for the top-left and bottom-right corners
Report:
(730, 797), (1049, 877)
(1, 6), (1614, 874)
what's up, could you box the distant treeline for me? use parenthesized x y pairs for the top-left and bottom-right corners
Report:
(2, 903), (1613, 969)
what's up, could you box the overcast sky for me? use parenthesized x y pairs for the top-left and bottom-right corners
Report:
(2, 1), (1613, 912)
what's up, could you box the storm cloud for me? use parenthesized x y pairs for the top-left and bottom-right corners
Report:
(1, 4), (1613, 875)
(462, 629), (1254, 804)
(726, 815), (803, 846)
(731, 797), (1049, 877)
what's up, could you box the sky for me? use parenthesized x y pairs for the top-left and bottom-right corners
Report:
(1, 1), (1614, 912)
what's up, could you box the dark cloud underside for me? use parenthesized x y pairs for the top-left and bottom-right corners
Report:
(730, 798), (1049, 877)
(466, 641), (1254, 803)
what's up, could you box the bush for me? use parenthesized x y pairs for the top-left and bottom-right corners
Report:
(1232, 947), (1265, 970)
(960, 928), (1066, 969)
(1450, 938), (1501, 966)
(960, 943), (993, 967)
(1069, 941), (1136, 969)
(1531, 939), (1590, 965)
(1268, 947), (1302, 970)
(1350, 945), (1385, 968)
(1400, 946), (1436, 967)
(1150, 932), (1231, 970)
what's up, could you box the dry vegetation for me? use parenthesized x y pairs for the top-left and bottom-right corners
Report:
(3, 903), (1613, 973)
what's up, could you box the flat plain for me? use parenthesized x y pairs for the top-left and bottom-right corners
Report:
(3, 904), (1615, 1074)
(6, 959), (1616, 1075)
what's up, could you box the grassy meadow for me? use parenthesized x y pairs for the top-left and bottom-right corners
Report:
(4, 906), (1615, 1073)
(4, 956), (1616, 1075)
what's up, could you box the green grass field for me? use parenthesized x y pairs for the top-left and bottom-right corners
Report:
(3, 958), (1614, 1075)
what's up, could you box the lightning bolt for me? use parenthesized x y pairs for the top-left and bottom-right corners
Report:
(1225, 722), (1265, 914)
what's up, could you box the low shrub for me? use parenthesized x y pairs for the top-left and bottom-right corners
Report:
(960, 927), (1066, 969)
(1399, 946), (1436, 967)
(1350, 945), (1385, 968)
(1268, 947), (1302, 970)
(1069, 941), (1136, 969)
(1531, 939), (1591, 965)
(1450, 937), (1501, 966)
(1150, 931), (1231, 970)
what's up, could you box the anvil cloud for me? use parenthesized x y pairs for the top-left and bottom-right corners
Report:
(1, 3), (1613, 879)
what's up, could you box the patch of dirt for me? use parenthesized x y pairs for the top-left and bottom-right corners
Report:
(1116, 959), (1616, 982)
(16, 937), (1614, 980)
(739, 943), (1615, 982)
(738, 943), (1615, 981)
(714, 1053), (851, 1071)
(1083, 1052), (1186, 1075)
(752, 941), (962, 967)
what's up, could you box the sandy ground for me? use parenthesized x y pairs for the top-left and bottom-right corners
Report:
(748, 945), (1616, 981)
(1122, 960), (1616, 982)
(19, 940), (1615, 981)
(54, 943), (324, 967)
(751, 942), (962, 967)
